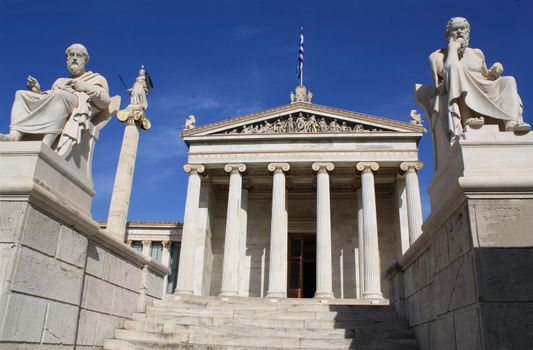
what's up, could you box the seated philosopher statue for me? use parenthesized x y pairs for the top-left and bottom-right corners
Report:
(415, 17), (530, 169)
(0, 43), (112, 156)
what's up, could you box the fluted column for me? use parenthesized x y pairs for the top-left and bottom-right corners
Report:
(175, 164), (205, 295)
(220, 164), (247, 296)
(312, 162), (335, 299)
(356, 162), (383, 299)
(161, 240), (172, 294)
(400, 162), (424, 245)
(141, 240), (151, 258)
(266, 163), (290, 298)
(356, 188), (364, 299)
(107, 118), (140, 241)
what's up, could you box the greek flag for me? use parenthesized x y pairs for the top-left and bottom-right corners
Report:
(297, 27), (304, 82)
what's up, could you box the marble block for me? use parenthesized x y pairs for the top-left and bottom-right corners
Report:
(0, 141), (95, 215)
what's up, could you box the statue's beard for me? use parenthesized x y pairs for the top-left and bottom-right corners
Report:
(67, 61), (85, 76)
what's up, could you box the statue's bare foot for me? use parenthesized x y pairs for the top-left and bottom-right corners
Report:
(505, 120), (518, 132)
(0, 133), (20, 141)
(515, 122), (531, 133)
(465, 117), (484, 128)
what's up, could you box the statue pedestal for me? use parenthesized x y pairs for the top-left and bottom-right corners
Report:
(428, 125), (533, 218)
(386, 126), (533, 349)
(0, 141), (168, 347)
(0, 141), (95, 217)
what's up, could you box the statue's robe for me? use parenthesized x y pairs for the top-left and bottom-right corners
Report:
(9, 71), (110, 154)
(430, 47), (523, 136)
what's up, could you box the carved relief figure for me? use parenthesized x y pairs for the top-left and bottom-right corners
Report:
(307, 115), (318, 132)
(287, 115), (295, 133)
(296, 113), (307, 132)
(329, 119), (341, 132)
(319, 118), (329, 132)
(0, 44), (111, 155)
(341, 121), (351, 132)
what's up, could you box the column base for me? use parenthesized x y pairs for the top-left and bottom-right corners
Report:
(314, 292), (334, 299)
(173, 288), (194, 295)
(362, 292), (383, 299)
(266, 291), (286, 298)
(219, 290), (239, 297)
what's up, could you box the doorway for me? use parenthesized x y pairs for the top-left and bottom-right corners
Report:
(287, 233), (316, 298)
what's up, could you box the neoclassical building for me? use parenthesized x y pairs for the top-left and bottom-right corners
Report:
(175, 86), (425, 300)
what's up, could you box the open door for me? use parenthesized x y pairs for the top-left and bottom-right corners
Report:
(287, 233), (316, 298)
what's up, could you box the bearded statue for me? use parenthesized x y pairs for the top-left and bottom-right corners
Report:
(415, 17), (530, 170)
(0, 43), (112, 156)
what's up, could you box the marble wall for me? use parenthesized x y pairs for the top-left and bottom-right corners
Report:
(0, 201), (167, 349)
(387, 199), (533, 350)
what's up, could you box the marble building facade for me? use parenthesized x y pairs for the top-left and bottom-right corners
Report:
(175, 87), (425, 300)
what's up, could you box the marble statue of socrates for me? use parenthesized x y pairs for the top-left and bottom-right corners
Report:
(429, 17), (530, 134)
(0, 43), (111, 155)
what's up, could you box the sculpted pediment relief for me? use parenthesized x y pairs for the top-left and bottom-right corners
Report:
(182, 102), (424, 138)
(217, 111), (388, 135)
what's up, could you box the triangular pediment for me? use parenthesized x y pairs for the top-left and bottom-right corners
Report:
(182, 102), (424, 138)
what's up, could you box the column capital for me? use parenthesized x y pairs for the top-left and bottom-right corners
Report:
(400, 161), (423, 173)
(268, 162), (290, 173)
(312, 162), (335, 172)
(224, 163), (247, 173)
(142, 240), (152, 247)
(162, 240), (172, 248)
(183, 163), (205, 174)
(356, 162), (379, 172)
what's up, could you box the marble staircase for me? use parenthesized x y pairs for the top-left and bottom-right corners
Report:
(103, 295), (418, 350)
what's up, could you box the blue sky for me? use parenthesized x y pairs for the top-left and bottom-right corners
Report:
(1, 0), (532, 222)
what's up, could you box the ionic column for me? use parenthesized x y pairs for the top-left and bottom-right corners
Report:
(161, 240), (172, 294)
(141, 240), (151, 258)
(400, 162), (424, 245)
(220, 164), (247, 296)
(356, 162), (383, 299)
(106, 118), (140, 241)
(312, 162), (335, 299)
(175, 164), (205, 295)
(266, 163), (290, 298)
(356, 188), (364, 299)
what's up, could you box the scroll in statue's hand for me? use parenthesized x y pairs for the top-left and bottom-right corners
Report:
(66, 79), (93, 94)
(26, 76), (41, 93)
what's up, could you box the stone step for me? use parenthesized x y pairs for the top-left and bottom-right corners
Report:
(104, 338), (417, 350)
(132, 312), (409, 330)
(144, 307), (401, 323)
(152, 300), (395, 314)
(162, 294), (387, 306)
(113, 329), (356, 349)
(123, 320), (354, 339)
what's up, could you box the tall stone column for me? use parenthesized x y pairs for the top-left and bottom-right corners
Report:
(220, 164), (247, 296)
(141, 240), (151, 258)
(400, 162), (424, 245)
(161, 240), (172, 294)
(312, 162), (335, 299)
(356, 188), (364, 299)
(175, 164), (205, 295)
(106, 118), (140, 240)
(356, 162), (383, 299)
(266, 163), (290, 298)
(238, 186), (250, 296)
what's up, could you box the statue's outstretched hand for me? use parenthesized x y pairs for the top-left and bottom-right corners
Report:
(487, 62), (504, 81)
(26, 76), (41, 93)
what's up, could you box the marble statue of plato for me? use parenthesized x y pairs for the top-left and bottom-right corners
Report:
(0, 43), (111, 156)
